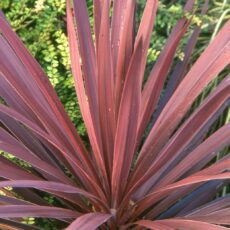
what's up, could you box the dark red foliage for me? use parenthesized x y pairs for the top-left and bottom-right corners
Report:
(0, 0), (229, 229)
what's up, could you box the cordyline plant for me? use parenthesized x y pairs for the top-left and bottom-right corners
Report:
(0, 0), (230, 229)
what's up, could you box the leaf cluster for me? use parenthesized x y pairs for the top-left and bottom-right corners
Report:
(0, 0), (229, 229)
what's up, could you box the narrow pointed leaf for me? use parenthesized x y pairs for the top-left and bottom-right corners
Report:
(185, 208), (230, 225)
(69, 0), (110, 190)
(66, 213), (111, 230)
(137, 3), (194, 145)
(66, 0), (102, 186)
(0, 205), (79, 219)
(112, 40), (143, 207)
(0, 105), (106, 199)
(126, 78), (230, 199)
(134, 0), (158, 83)
(152, 0), (209, 124)
(136, 219), (229, 230)
(114, 0), (136, 116)
(0, 15), (88, 161)
(133, 173), (230, 218)
(187, 195), (230, 216)
(155, 123), (230, 188)
(97, 0), (116, 174)
(136, 20), (230, 182)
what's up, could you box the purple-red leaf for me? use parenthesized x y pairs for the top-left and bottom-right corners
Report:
(0, 15), (89, 170)
(66, 0), (102, 188)
(0, 180), (107, 211)
(97, 0), (116, 174)
(135, 19), (230, 183)
(114, 0), (136, 116)
(152, 0), (209, 124)
(68, 0), (109, 192)
(112, 40), (143, 207)
(136, 219), (228, 230)
(137, 4), (193, 145)
(66, 213), (111, 230)
(154, 124), (230, 189)
(134, 0), (158, 83)
(133, 173), (230, 218)
(125, 78), (229, 200)
(187, 195), (230, 217)
(0, 104), (106, 200)
(0, 205), (79, 219)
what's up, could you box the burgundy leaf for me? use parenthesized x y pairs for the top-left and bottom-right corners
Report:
(134, 0), (158, 84)
(154, 123), (230, 189)
(112, 40), (143, 207)
(0, 1), (229, 229)
(152, 0), (209, 124)
(97, 0), (116, 175)
(0, 180), (107, 211)
(70, 0), (110, 192)
(66, 213), (111, 230)
(125, 78), (230, 200)
(66, 0), (102, 187)
(0, 205), (79, 219)
(134, 20), (230, 184)
(133, 173), (230, 218)
(0, 127), (72, 185)
(136, 219), (228, 230)
(0, 104), (106, 200)
(187, 195), (230, 216)
(0, 10), (94, 190)
(185, 208), (230, 225)
(114, 0), (136, 116)
(137, 3), (194, 146)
